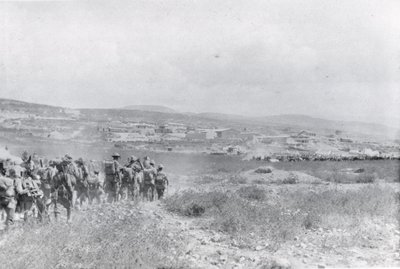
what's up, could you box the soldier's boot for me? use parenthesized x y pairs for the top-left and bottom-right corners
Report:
(66, 207), (72, 223)
(23, 211), (29, 222)
(54, 202), (60, 221)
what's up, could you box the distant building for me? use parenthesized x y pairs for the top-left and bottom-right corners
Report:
(167, 122), (187, 133)
(261, 135), (289, 144)
(162, 133), (186, 141)
(108, 132), (148, 142)
(155, 125), (173, 134)
(297, 130), (316, 137)
(239, 132), (262, 141)
(186, 131), (207, 141)
(214, 128), (240, 140)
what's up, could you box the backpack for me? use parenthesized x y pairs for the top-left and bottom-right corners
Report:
(0, 176), (16, 198)
(104, 161), (116, 176)
(143, 169), (155, 184)
(155, 173), (167, 187)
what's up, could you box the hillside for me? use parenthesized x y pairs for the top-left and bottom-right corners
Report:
(0, 97), (398, 141)
(123, 105), (177, 114)
(0, 98), (76, 118)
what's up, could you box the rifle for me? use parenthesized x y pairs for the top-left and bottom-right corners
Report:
(138, 160), (144, 171)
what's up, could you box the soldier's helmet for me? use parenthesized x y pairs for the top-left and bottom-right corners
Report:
(112, 153), (120, 159)
(143, 156), (150, 161)
(130, 155), (138, 162)
(157, 164), (164, 170)
(75, 157), (84, 164)
(63, 154), (73, 162)
(150, 160), (155, 166)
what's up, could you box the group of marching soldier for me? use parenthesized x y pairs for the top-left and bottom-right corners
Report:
(0, 152), (169, 229)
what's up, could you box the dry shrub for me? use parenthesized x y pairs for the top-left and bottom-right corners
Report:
(229, 174), (247, 184)
(255, 167), (272, 174)
(282, 172), (299, 184)
(0, 203), (185, 269)
(165, 184), (399, 248)
(165, 190), (229, 217)
(355, 173), (375, 183)
(237, 186), (266, 201)
(252, 179), (268, 185)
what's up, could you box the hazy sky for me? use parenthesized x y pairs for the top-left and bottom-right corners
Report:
(1, 0), (399, 126)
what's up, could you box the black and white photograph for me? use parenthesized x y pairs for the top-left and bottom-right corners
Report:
(0, 0), (399, 268)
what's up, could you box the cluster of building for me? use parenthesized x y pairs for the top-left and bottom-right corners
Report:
(98, 121), (251, 143)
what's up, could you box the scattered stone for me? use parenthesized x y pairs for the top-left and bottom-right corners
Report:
(231, 239), (239, 247)
(255, 245), (264, 251)
(220, 255), (228, 262)
(317, 264), (326, 269)
(239, 257), (246, 263)
(192, 254), (201, 260)
(211, 235), (222, 243)
(294, 236), (299, 241)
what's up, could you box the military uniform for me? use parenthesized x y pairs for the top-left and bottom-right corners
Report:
(105, 153), (123, 203)
(0, 175), (16, 227)
(155, 171), (168, 199)
(75, 159), (90, 206)
(127, 156), (143, 198)
(142, 166), (156, 201)
(15, 175), (43, 222)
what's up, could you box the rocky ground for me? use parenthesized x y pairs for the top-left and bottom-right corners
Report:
(0, 167), (399, 268)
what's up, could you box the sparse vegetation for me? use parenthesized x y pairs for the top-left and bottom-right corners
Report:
(282, 172), (299, 184)
(237, 186), (266, 201)
(165, 184), (399, 249)
(254, 167), (272, 174)
(0, 203), (186, 269)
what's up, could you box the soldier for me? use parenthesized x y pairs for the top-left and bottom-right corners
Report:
(75, 158), (90, 207)
(15, 170), (43, 222)
(119, 156), (137, 200)
(0, 171), (17, 228)
(142, 161), (157, 202)
(143, 156), (151, 169)
(155, 164), (169, 199)
(105, 153), (122, 203)
(88, 169), (105, 204)
(60, 154), (79, 207)
(150, 159), (156, 168)
(128, 156), (143, 200)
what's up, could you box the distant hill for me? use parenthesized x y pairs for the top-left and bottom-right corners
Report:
(122, 105), (177, 114)
(253, 114), (399, 141)
(0, 98), (70, 117)
(0, 98), (398, 141)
